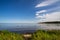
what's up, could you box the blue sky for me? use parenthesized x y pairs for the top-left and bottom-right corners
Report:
(0, 0), (60, 23)
(0, 0), (37, 23)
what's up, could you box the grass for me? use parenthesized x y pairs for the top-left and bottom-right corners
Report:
(0, 30), (24, 40)
(0, 30), (60, 40)
(32, 30), (60, 40)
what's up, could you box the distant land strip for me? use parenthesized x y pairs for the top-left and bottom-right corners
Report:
(38, 21), (60, 24)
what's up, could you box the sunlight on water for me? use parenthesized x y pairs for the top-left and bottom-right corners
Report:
(0, 23), (60, 31)
(37, 23), (60, 30)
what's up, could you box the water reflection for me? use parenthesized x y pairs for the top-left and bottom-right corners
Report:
(0, 23), (60, 31)
(37, 23), (60, 30)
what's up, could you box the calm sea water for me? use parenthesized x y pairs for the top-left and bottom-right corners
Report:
(0, 23), (60, 33)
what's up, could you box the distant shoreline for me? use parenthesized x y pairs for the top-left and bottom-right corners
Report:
(38, 21), (60, 24)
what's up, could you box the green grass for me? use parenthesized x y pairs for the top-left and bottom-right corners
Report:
(32, 30), (60, 40)
(0, 30), (24, 40)
(0, 30), (60, 40)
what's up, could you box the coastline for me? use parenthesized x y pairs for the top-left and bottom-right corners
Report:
(38, 21), (60, 24)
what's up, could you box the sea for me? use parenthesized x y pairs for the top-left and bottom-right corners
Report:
(0, 23), (60, 34)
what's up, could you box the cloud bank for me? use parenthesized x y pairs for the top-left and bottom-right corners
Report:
(44, 12), (60, 22)
(35, 0), (60, 22)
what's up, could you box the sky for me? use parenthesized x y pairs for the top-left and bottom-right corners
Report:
(35, 0), (60, 22)
(0, 0), (60, 23)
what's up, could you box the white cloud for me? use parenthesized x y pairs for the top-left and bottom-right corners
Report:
(36, 10), (47, 18)
(36, 10), (47, 14)
(36, 11), (60, 22)
(45, 12), (60, 22)
(35, 13), (39, 16)
(35, 0), (59, 8)
(38, 12), (60, 22)
(36, 16), (43, 18)
(35, 0), (60, 22)
(35, 5), (60, 22)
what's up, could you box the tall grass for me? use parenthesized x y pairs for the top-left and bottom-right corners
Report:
(0, 30), (24, 40)
(32, 30), (60, 40)
(0, 30), (60, 40)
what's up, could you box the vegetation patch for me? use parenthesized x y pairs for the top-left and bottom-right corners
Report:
(32, 30), (60, 40)
(0, 30), (60, 40)
(0, 30), (24, 40)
